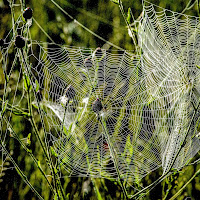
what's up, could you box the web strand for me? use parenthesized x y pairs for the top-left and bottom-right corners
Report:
(1, 1), (200, 190)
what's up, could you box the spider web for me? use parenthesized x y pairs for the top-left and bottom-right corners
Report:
(139, 0), (200, 174)
(1, 1), (200, 188)
(29, 42), (146, 181)
(0, 17), (33, 185)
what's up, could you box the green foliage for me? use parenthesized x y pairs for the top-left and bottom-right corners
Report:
(27, 133), (31, 146)
(126, 8), (131, 24)
(110, 0), (120, 5)
(1, 0), (200, 200)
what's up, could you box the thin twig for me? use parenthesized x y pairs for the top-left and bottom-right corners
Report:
(50, 0), (125, 51)
(118, 0), (137, 50)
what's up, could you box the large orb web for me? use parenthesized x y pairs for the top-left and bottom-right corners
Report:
(139, 0), (200, 174)
(28, 41), (164, 183)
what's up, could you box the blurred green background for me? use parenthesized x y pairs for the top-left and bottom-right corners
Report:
(1, 0), (200, 199)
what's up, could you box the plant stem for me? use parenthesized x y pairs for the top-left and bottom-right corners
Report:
(3, 116), (55, 193)
(0, 143), (44, 200)
(9, 1), (15, 36)
(50, 0), (125, 51)
(20, 49), (65, 200)
(130, 172), (168, 199)
(33, 18), (55, 43)
(169, 167), (200, 200)
(61, 99), (70, 136)
(118, 0), (137, 50)
(100, 118), (129, 199)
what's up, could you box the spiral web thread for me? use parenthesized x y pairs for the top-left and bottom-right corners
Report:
(1, 1), (200, 186)
(139, 0), (200, 174)
(29, 42), (145, 181)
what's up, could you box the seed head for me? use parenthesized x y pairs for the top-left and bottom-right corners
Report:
(92, 98), (103, 113)
(15, 35), (25, 48)
(23, 7), (33, 20)
(0, 39), (4, 47)
(65, 85), (76, 100)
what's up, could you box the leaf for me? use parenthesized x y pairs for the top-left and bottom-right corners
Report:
(127, 8), (131, 24)
(196, 65), (200, 69)
(27, 133), (31, 146)
(91, 178), (103, 200)
(110, 0), (119, 5)
(2, 100), (8, 115)
(32, 102), (39, 109)
(51, 146), (58, 157)
(22, 16), (26, 23)
(27, 149), (32, 153)
(37, 160), (41, 169)
(54, 193), (58, 200)
(63, 126), (68, 135)
(35, 79), (40, 92)
(12, 110), (30, 117)
(68, 122), (73, 134)
(66, 193), (70, 200)
(54, 167), (58, 174)
(23, 73), (31, 91)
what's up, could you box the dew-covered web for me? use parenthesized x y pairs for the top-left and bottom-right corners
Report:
(139, 0), (200, 174)
(29, 42), (145, 181)
(0, 16), (31, 170)
(0, 17), (33, 181)
(2, 0), (200, 188)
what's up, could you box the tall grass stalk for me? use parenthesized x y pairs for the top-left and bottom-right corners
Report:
(20, 48), (66, 199)
(100, 118), (129, 199)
